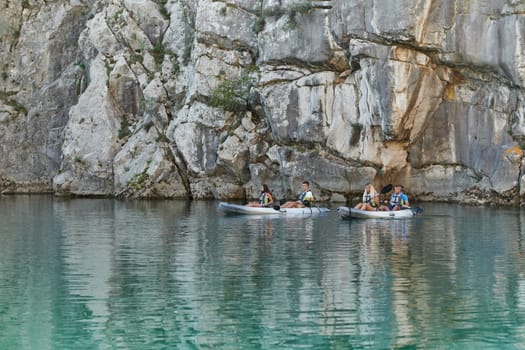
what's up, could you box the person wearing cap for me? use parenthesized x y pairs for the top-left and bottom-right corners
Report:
(354, 183), (379, 211)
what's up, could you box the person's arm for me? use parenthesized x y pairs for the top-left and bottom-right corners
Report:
(402, 194), (409, 208)
(300, 192), (313, 207)
(304, 191), (314, 202)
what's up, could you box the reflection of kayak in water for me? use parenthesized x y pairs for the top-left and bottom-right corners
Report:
(337, 206), (423, 219)
(218, 202), (330, 215)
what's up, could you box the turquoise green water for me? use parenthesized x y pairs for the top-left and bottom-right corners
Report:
(1, 196), (525, 349)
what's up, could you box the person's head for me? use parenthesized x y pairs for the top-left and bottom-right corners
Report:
(365, 182), (376, 194)
(302, 181), (310, 190)
(261, 184), (270, 193)
(394, 185), (403, 193)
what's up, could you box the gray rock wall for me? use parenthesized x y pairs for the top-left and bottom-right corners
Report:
(1, 0), (525, 205)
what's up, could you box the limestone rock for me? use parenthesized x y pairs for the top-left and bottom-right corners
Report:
(55, 57), (118, 196)
(2, 0), (525, 205)
(114, 128), (187, 198)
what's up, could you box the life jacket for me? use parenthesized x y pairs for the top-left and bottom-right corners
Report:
(390, 193), (406, 206)
(259, 192), (271, 206)
(299, 190), (314, 203)
(363, 192), (377, 206)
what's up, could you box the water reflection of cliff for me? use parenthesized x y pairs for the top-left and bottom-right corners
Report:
(0, 196), (62, 349)
(317, 214), (461, 347)
(53, 198), (194, 348)
(4, 201), (525, 348)
(319, 219), (423, 343)
(323, 205), (525, 348)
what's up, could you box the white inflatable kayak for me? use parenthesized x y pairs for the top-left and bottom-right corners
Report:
(218, 202), (330, 215)
(337, 206), (422, 219)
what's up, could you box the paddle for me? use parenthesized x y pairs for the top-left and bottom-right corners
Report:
(409, 207), (424, 215)
(273, 205), (280, 211)
(374, 184), (393, 206)
(380, 183), (393, 194)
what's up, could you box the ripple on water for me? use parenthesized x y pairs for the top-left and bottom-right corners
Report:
(2, 200), (525, 349)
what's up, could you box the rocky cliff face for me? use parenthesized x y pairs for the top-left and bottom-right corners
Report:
(1, 0), (525, 205)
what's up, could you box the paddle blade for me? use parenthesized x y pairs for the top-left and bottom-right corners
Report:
(411, 207), (424, 215)
(380, 184), (393, 194)
(273, 205), (281, 211)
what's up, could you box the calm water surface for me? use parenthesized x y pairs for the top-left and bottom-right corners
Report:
(1, 196), (525, 349)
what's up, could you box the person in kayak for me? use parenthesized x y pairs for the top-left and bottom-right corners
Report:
(246, 184), (274, 207)
(280, 181), (315, 208)
(379, 184), (409, 211)
(354, 183), (379, 211)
